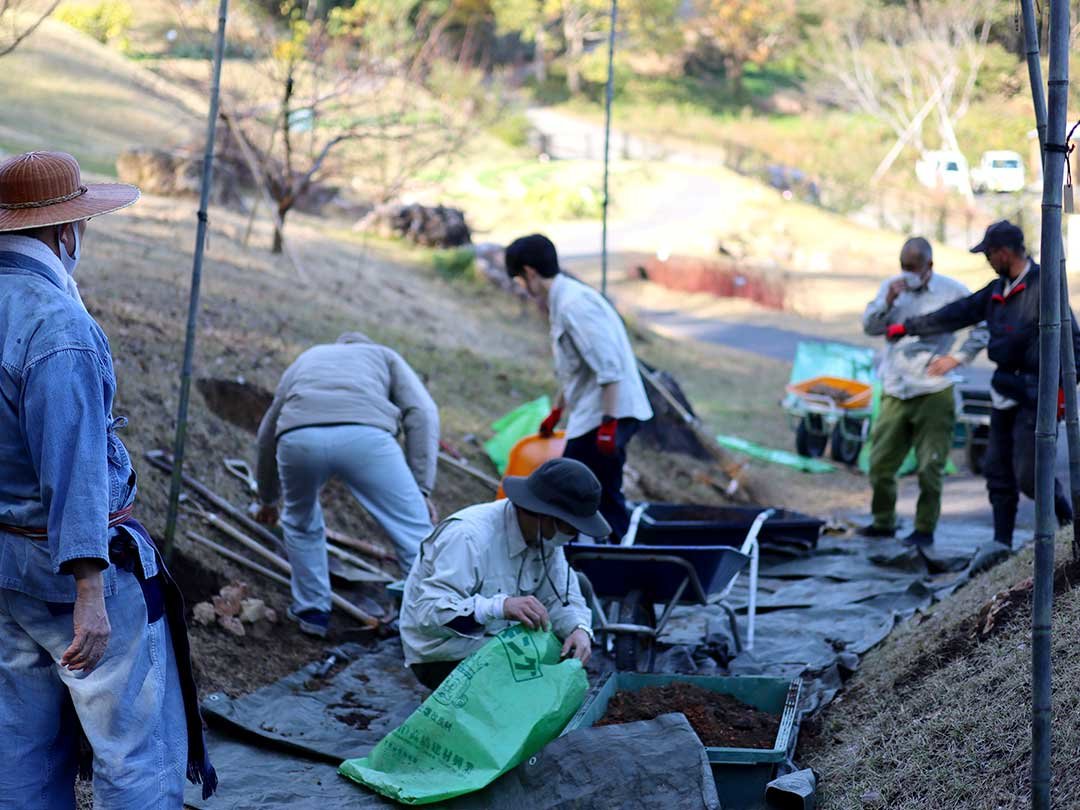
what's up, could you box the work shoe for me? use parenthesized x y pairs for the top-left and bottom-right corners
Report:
(901, 530), (933, 548)
(287, 606), (330, 638)
(857, 524), (895, 538)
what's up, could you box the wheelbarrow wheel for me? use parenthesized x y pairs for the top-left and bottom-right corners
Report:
(614, 590), (656, 673)
(830, 417), (863, 465)
(795, 415), (828, 458)
(968, 425), (990, 476)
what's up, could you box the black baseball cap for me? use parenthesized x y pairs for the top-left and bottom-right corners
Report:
(970, 220), (1025, 254)
(503, 458), (611, 538)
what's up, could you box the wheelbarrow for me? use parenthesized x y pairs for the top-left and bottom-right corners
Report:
(783, 375), (872, 465)
(566, 509), (773, 672)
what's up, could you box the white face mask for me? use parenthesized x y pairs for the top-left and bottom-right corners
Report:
(550, 528), (578, 547)
(535, 522), (577, 549)
(901, 270), (925, 290)
(57, 223), (81, 275)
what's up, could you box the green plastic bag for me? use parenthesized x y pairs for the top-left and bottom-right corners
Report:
(482, 395), (551, 475)
(339, 626), (588, 805)
(716, 434), (837, 473)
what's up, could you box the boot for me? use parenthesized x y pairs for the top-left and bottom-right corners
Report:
(1055, 492), (1074, 528)
(991, 498), (1018, 549)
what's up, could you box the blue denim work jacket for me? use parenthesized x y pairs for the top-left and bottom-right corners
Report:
(0, 249), (155, 601)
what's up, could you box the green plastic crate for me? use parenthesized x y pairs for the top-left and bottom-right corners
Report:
(563, 673), (801, 809)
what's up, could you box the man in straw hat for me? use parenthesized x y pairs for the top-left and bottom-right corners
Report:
(400, 458), (603, 690)
(0, 151), (215, 807)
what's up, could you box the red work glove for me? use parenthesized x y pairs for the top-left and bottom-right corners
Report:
(596, 417), (618, 456)
(539, 408), (562, 438)
(886, 323), (907, 342)
(1058, 388), (1066, 421)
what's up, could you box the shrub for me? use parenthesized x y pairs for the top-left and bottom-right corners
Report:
(523, 182), (603, 220)
(432, 247), (477, 280)
(56, 1), (133, 47)
(490, 112), (532, 149)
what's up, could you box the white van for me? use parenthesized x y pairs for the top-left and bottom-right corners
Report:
(971, 150), (1025, 193)
(915, 150), (971, 193)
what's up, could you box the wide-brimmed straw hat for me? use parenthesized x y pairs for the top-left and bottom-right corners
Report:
(503, 458), (611, 538)
(0, 151), (139, 232)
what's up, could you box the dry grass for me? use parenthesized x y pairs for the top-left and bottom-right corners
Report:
(0, 18), (200, 174)
(805, 533), (1080, 809)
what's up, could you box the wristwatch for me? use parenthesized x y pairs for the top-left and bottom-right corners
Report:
(574, 623), (595, 642)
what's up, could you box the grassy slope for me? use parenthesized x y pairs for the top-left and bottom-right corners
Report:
(0, 18), (201, 175)
(804, 533), (1080, 809)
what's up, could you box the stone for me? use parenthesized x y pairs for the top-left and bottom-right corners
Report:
(192, 601), (217, 626)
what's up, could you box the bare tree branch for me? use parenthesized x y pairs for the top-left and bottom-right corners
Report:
(0, 0), (60, 59)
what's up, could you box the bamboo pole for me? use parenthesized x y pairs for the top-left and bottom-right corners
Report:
(1019, 0), (1080, 563)
(600, 0), (617, 298)
(325, 528), (398, 562)
(149, 451), (287, 555)
(437, 450), (501, 490)
(163, 0), (230, 560)
(1032, 1), (1069, 805)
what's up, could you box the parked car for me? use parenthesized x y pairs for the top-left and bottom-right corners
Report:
(971, 150), (1026, 193)
(915, 150), (971, 193)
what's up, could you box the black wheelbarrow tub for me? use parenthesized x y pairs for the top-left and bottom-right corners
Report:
(633, 503), (824, 550)
(565, 543), (750, 604)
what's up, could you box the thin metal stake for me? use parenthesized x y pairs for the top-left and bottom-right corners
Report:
(600, 0), (617, 298)
(162, 0), (230, 560)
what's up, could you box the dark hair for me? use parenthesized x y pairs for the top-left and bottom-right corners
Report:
(505, 234), (560, 279)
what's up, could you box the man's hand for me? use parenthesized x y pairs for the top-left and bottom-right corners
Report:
(927, 356), (961, 377)
(539, 408), (563, 439)
(62, 563), (111, 673)
(596, 418), (618, 456)
(886, 323), (907, 342)
(255, 503), (280, 526)
(503, 596), (550, 630)
(885, 278), (907, 307)
(425, 496), (439, 524)
(560, 628), (592, 665)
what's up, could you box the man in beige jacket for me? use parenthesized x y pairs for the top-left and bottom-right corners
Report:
(255, 332), (439, 637)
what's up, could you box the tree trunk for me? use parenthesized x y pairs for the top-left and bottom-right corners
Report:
(534, 24), (547, 82)
(272, 204), (289, 255)
(564, 7), (584, 95)
(724, 54), (745, 100)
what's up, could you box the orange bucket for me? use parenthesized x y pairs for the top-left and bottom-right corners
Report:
(495, 431), (566, 499)
(785, 376), (872, 410)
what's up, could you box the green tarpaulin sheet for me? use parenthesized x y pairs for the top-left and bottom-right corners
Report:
(482, 396), (550, 475)
(717, 434), (837, 473)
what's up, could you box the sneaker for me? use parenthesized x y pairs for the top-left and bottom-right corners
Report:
(857, 524), (896, 538)
(287, 606), (330, 638)
(901, 530), (934, 548)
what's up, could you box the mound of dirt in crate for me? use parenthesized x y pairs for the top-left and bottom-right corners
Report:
(597, 682), (780, 749)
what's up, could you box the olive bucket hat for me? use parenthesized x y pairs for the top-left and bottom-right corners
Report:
(502, 457), (611, 538)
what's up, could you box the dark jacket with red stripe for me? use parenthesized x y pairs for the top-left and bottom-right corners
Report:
(903, 261), (1080, 405)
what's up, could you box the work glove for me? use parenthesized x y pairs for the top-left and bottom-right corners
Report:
(596, 416), (618, 456)
(886, 323), (907, 342)
(539, 407), (563, 438)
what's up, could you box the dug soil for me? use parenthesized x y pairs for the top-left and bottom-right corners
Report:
(596, 682), (780, 749)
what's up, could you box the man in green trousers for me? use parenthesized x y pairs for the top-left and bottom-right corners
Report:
(860, 237), (988, 547)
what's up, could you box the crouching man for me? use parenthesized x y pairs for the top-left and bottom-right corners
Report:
(400, 458), (605, 690)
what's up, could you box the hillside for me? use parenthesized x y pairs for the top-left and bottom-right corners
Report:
(804, 534), (1080, 809)
(0, 18), (201, 174)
